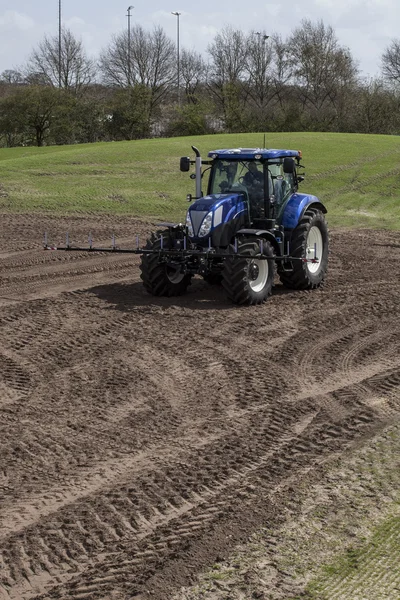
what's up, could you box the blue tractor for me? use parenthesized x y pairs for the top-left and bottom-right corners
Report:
(140, 146), (329, 305)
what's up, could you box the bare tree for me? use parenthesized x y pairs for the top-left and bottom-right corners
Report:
(99, 25), (175, 112)
(98, 33), (128, 88)
(26, 28), (95, 92)
(99, 25), (175, 90)
(381, 39), (400, 84)
(0, 70), (24, 85)
(133, 26), (175, 96)
(180, 49), (206, 103)
(99, 25), (175, 136)
(207, 26), (249, 131)
(208, 25), (248, 84)
(244, 30), (274, 111)
(352, 78), (400, 133)
(269, 34), (292, 102)
(287, 20), (358, 125)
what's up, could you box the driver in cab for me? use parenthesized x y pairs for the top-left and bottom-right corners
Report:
(243, 162), (263, 189)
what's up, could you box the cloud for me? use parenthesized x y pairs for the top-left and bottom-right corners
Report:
(65, 17), (86, 29)
(0, 10), (35, 31)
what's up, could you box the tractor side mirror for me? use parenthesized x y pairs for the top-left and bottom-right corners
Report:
(283, 157), (295, 174)
(180, 156), (191, 172)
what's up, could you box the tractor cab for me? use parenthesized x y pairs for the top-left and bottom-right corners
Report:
(208, 158), (268, 219)
(205, 148), (302, 225)
(207, 155), (298, 223)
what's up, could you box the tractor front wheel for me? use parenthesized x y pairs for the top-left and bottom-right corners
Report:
(279, 208), (329, 289)
(222, 239), (275, 305)
(140, 231), (192, 297)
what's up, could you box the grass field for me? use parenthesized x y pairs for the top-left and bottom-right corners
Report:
(0, 132), (400, 228)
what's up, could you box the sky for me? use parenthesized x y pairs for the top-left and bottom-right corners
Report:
(0, 0), (398, 79)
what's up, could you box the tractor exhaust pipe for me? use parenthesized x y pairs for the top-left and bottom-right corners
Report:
(191, 145), (202, 199)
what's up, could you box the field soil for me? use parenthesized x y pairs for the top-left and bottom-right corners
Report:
(0, 213), (399, 600)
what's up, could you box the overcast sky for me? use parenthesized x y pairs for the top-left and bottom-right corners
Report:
(0, 0), (398, 78)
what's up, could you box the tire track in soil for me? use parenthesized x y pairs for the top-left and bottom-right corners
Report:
(0, 395), (377, 600)
(0, 357), (388, 600)
(0, 352), (32, 407)
(0, 215), (399, 600)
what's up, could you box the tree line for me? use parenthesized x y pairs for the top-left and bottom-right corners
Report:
(1, 19), (400, 147)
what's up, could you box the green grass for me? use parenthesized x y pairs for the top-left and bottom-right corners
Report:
(0, 132), (400, 228)
(302, 510), (400, 599)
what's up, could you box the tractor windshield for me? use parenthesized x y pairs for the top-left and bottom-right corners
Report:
(209, 159), (273, 219)
(209, 159), (264, 196)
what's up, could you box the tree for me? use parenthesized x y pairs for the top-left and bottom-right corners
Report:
(381, 40), (400, 84)
(208, 26), (248, 83)
(287, 20), (358, 128)
(98, 32), (129, 88)
(351, 78), (400, 134)
(0, 70), (24, 85)
(99, 25), (175, 129)
(99, 25), (174, 92)
(0, 86), (66, 146)
(180, 49), (206, 103)
(0, 94), (26, 146)
(106, 86), (153, 140)
(242, 30), (284, 130)
(207, 26), (250, 131)
(244, 31), (274, 111)
(165, 100), (214, 137)
(26, 28), (95, 92)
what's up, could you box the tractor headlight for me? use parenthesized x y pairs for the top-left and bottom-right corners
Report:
(198, 211), (213, 237)
(185, 211), (194, 237)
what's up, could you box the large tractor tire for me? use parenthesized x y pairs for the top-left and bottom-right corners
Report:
(222, 239), (275, 305)
(140, 231), (192, 297)
(279, 208), (328, 289)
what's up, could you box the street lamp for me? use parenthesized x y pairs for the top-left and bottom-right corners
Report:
(255, 32), (270, 73)
(58, 0), (62, 87)
(255, 32), (269, 44)
(171, 11), (181, 105)
(127, 6), (134, 86)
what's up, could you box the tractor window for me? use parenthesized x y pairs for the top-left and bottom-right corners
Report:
(210, 160), (241, 194)
(209, 160), (266, 194)
(269, 161), (294, 208)
(209, 159), (272, 219)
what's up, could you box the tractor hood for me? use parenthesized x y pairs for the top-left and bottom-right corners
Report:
(187, 192), (248, 245)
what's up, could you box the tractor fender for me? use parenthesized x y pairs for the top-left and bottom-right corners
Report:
(281, 193), (327, 230)
(236, 229), (281, 255)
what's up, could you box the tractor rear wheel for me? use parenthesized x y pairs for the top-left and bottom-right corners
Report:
(279, 208), (328, 289)
(140, 231), (192, 297)
(222, 239), (275, 305)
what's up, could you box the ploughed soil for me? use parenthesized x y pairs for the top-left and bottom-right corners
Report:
(0, 213), (399, 600)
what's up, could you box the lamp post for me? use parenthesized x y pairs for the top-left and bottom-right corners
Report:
(255, 32), (270, 76)
(171, 11), (181, 105)
(127, 6), (134, 86)
(58, 0), (62, 87)
(255, 32), (269, 45)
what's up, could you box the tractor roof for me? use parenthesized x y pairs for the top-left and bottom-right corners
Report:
(207, 148), (301, 160)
